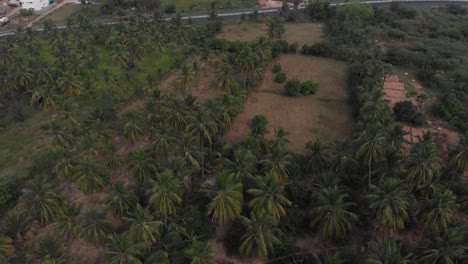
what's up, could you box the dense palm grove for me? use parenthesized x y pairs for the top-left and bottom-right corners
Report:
(0, 2), (467, 264)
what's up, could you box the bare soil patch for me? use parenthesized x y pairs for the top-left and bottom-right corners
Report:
(218, 23), (324, 46)
(160, 61), (223, 103)
(224, 54), (352, 152)
(207, 239), (263, 264)
(383, 75), (461, 159)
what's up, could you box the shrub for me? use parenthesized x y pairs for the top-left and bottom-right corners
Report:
(393, 100), (417, 123)
(275, 72), (287, 83)
(289, 42), (299, 53)
(251, 115), (269, 136)
(301, 44), (310, 55)
(272, 63), (282, 73)
(163, 3), (176, 13)
(284, 79), (301, 97)
(387, 29), (406, 40)
(300, 81), (319, 95)
(412, 112), (426, 126)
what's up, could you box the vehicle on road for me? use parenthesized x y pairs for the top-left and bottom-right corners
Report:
(0, 17), (9, 26)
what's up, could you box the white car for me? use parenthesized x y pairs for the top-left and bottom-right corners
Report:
(0, 17), (9, 26)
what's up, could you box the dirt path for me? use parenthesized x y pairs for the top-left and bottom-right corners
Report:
(257, 0), (285, 8)
(27, 0), (75, 27)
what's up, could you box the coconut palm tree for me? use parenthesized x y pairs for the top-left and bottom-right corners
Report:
(103, 233), (144, 264)
(217, 64), (237, 92)
(27, 236), (67, 264)
(123, 204), (163, 247)
(1, 210), (33, 241)
(179, 135), (202, 173)
(30, 85), (59, 111)
(266, 17), (286, 40)
(78, 206), (113, 246)
(304, 139), (329, 174)
(19, 177), (63, 225)
(187, 107), (218, 178)
(329, 140), (359, 176)
(417, 227), (467, 264)
(107, 144), (123, 169)
(309, 185), (358, 240)
(74, 158), (109, 194)
(127, 148), (157, 183)
(151, 129), (177, 157)
(248, 174), (292, 219)
(185, 235), (216, 264)
(57, 73), (83, 97)
(366, 238), (412, 264)
(56, 98), (81, 130)
(145, 250), (170, 264)
(106, 180), (138, 216)
(202, 171), (243, 225)
(448, 136), (468, 172)
(261, 146), (293, 183)
(52, 147), (75, 180)
(224, 149), (257, 190)
(419, 185), (459, 232)
(368, 177), (415, 231)
(179, 64), (194, 95)
(146, 170), (187, 227)
(0, 235), (14, 261)
(406, 138), (440, 189)
(122, 111), (145, 143)
(239, 212), (282, 259)
(53, 202), (82, 241)
(355, 123), (387, 188)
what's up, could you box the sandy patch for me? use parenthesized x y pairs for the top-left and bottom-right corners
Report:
(67, 238), (101, 264)
(257, 0), (285, 8)
(224, 54), (352, 152)
(207, 239), (263, 264)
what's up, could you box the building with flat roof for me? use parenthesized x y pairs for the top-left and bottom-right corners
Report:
(20, 0), (49, 11)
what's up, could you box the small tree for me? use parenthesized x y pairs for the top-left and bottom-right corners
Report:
(300, 81), (319, 95)
(250, 115), (269, 136)
(274, 72), (287, 84)
(272, 63), (282, 73)
(393, 100), (417, 123)
(284, 79), (301, 96)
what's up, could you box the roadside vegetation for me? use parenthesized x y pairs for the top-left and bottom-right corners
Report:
(0, 1), (467, 263)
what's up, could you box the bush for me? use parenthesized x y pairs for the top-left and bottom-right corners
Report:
(289, 42), (299, 53)
(272, 63), (282, 73)
(163, 3), (176, 13)
(387, 29), (406, 40)
(251, 115), (269, 136)
(300, 81), (319, 95)
(275, 72), (287, 83)
(284, 79), (301, 97)
(393, 100), (417, 123)
(412, 112), (426, 126)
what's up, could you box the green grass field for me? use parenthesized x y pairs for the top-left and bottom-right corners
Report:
(164, 0), (257, 12)
(0, 43), (184, 183)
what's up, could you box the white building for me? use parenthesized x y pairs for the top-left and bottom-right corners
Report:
(20, 0), (49, 11)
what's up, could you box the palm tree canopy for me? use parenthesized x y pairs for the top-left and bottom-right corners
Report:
(239, 212), (282, 259)
(309, 185), (358, 240)
(146, 170), (187, 217)
(202, 171), (243, 225)
(123, 203), (162, 246)
(368, 178), (415, 231)
(247, 174), (292, 219)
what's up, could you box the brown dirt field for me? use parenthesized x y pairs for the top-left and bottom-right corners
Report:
(218, 23), (324, 46)
(67, 238), (101, 264)
(160, 61), (224, 103)
(207, 239), (263, 264)
(224, 54), (352, 153)
(60, 183), (108, 207)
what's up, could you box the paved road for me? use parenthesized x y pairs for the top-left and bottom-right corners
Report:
(1, 0), (468, 38)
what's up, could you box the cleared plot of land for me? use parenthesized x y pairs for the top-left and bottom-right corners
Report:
(218, 23), (324, 46)
(225, 54), (352, 152)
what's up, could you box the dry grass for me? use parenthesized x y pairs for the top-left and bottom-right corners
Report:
(224, 54), (352, 153)
(218, 23), (324, 46)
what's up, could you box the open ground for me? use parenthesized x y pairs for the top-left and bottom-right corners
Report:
(224, 54), (352, 152)
(218, 23), (324, 45)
